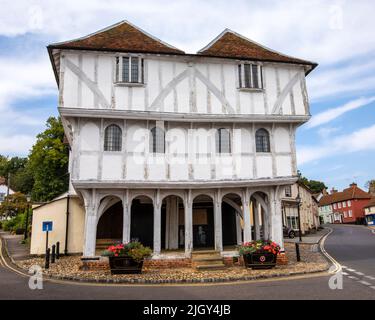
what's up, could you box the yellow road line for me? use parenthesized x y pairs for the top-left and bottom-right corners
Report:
(319, 227), (342, 274)
(0, 237), (29, 278)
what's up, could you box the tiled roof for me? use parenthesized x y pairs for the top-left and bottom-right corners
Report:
(198, 29), (317, 67)
(364, 197), (375, 209)
(48, 21), (185, 55)
(319, 185), (371, 206)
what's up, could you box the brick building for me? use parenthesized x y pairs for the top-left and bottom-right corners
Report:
(318, 183), (371, 224)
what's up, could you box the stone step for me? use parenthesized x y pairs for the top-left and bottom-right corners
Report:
(196, 263), (226, 270)
(192, 256), (223, 261)
(192, 250), (220, 256)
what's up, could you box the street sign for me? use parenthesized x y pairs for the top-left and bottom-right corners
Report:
(42, 221), (53, 232)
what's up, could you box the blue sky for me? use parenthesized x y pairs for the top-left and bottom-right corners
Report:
(0, 0), (374, 191)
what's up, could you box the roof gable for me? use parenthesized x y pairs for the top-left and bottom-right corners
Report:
(48, 20), (184, 55)
(319, 185), (371, 206)
(198, 29), (317, 68)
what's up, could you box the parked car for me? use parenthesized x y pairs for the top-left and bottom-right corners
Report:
(283, 225), (296, 239)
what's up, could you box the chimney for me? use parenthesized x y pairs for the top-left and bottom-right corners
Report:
(369, 181), (375, 195)
(330, 188), (338, 194)
(350, 182), (357, 188)
(322, 188), (328, 195)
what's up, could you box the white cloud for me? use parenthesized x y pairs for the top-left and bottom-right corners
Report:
(297, 124), (375, 165)
(306, 96), (375, 129)
(0, 134), (35, 156)
(317, 127), (341, 138)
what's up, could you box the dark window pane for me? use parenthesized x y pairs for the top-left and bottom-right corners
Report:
(150, 127), (165, 153)
(255, 128), (270, 152)
(104, 125), (122, 151)
(131, 57), (139, 82)
(244, 64), (251, 88)
(216, 128), (231, 153)
(122, 57), (129, 82)
(252, 65), (259, 88)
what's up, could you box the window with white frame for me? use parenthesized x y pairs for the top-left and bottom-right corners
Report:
(338, 202), (342, 208)
(116, 56), (144, 84)
(104, 124), (122, 151)
(285, 186), (292, 197)
(333, 203), (337, 209)
(344, 211), (348, 218)
(150, 126), (165, 154)
(349, 210), (353, 217)
(343, 201), (346, 208)
(0, 192), (5, 202)
(347, 200), (351, 207)
(215, 128), (231, 154)
(238, 63), (263, 89)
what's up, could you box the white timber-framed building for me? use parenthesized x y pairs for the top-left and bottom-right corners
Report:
(47, 21), (317, 260)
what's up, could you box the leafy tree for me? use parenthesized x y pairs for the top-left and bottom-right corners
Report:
(27, 117), (69, 202)
(0, 156), (33, 194)
(0, 192), (27, 218)
(298, 170), (327, 193)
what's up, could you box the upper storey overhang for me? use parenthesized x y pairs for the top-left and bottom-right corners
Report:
(48, 20), (317, 87)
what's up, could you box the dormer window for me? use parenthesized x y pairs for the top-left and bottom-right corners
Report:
(116, 56), (144, 84)
(238, 63), (262, 89)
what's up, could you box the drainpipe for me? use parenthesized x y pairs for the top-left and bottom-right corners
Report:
(64, 194), (70, 255)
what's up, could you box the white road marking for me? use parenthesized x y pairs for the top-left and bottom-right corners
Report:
(342, 272), (349, 275)
(359, 281), (372, 286)
(341, 266), (347, 269)
(365, 276), (375, 281)
(370, 286), (375, 290)
(347, 276), (359, 280)
(354, 271), (365, 276)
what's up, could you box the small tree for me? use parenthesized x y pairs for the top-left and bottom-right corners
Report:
(0, 192), (27, 218)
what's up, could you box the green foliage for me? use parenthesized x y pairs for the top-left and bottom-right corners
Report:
(27, 117), (69, 202)
(297, 170), (327, 193)
(0, 192), (28, 217)
(0, 156), (33, 194)
(2, 212), (26, 233)
(101, 242), (152, 262)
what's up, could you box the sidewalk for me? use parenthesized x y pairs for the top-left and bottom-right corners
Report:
(284, 227), (330, 244)
(0, 230), (31, 261)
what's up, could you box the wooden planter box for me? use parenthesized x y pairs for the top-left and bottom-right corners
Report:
(243, 252), (277, 269)
(108, 256), (144, 274)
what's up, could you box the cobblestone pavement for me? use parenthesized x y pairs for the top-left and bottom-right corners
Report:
(18, 243), (328, 283)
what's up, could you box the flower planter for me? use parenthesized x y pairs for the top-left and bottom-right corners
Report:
(108, 256), (144, 274)
(243, 252), (277, 269)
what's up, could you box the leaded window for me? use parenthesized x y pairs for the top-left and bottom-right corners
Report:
(104, 124), (122, 151)
(116, 56), (143, 83)
(255, 128), (270, 152)
(238, 63), (263, 89)
(216, 128), (231, 154)
(150, 127), (165, 154)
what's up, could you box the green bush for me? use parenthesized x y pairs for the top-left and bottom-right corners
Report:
(2, 212), (26, 233)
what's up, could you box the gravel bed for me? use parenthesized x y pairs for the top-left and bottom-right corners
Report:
(17, 243), (329, 284)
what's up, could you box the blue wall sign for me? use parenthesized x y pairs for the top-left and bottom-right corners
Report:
(42, 221), (53, 232)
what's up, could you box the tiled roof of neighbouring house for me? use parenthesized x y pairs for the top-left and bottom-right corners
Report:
(319, 184), (371, 206)
(364, 197), (375, 209)
(197, 29), (317, 67)
(48, 20), (185, 55)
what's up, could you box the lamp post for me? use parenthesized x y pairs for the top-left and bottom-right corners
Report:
(296, 189), (303, 242)
(24, 194), (31, 241)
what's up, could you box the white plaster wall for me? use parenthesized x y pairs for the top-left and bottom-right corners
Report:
(72, 119), (295, 182)
(61, 52), (308, 116)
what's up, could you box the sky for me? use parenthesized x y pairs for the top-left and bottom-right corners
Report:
(0, 0), (374, 191)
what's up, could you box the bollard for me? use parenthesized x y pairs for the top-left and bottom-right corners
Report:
(56, 242), (60, 260)
(45, 248), (50, 269)
(51, 244), (56, 263)
(295, 243), (301, 262)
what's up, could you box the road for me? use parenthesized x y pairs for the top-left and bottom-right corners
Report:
(0, 224), (374, 300)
